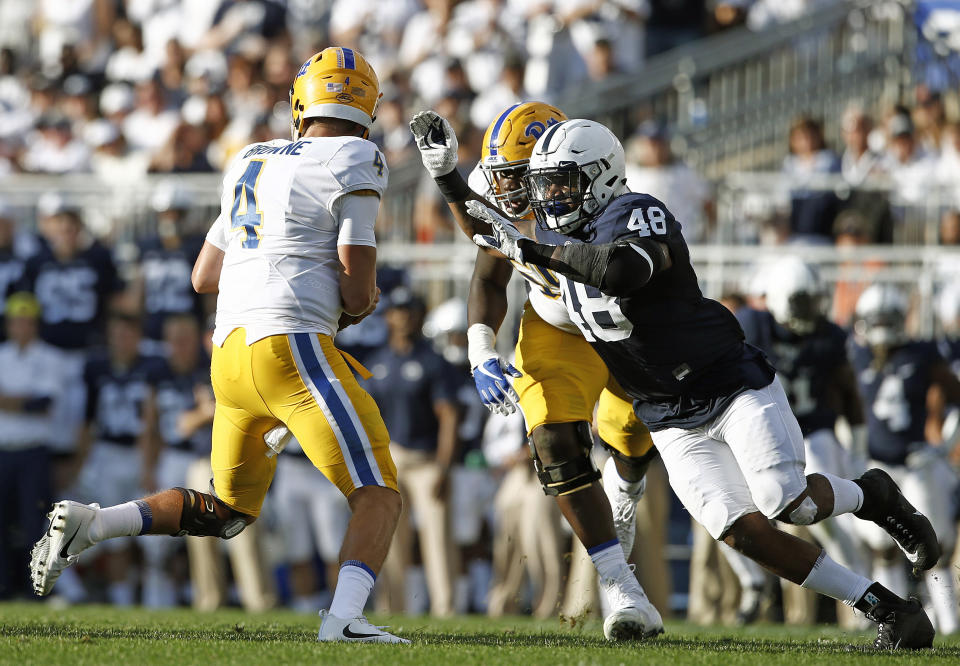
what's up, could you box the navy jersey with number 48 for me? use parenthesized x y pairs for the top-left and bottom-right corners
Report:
(538, 192), (775, 430)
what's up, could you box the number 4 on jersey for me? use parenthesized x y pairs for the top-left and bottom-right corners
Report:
(627, 206), (667, 237)
(231, 159), (266, 249)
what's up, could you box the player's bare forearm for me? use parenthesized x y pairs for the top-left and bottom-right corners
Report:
(447, 195), (493, 240)
(468, 248), (513, 330)
(338, 244), (377, 315)
(433, 400), (460, 471)
(832, 362), (865, 426)
(192, 241), (224, 294)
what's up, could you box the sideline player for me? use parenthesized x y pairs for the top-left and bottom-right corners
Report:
(850, 285), (960, 635)
(31, 47), (408, 644)
(464, 118), (940, 649)
(411, 105), (662, 640)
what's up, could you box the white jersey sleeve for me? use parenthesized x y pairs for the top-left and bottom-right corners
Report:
(211, 136), (387, 346)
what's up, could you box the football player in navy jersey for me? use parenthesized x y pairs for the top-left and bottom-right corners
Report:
(850, 285), (960, 636)
(450, 117), (940, 649)
(142, 313), (213, 607)
(72, 311), (165, 605)
(19, 202), (123, 351)
(133, 183), (206, 343)
(0, 203), (28, 343)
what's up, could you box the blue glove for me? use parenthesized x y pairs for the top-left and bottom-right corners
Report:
(472, 357), (523, 416)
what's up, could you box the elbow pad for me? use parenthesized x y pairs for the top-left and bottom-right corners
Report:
(602, 242), (663, 296)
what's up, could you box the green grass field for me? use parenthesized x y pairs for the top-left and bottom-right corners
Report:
(2, 602), (959, 665)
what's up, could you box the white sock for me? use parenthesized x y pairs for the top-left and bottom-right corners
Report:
(604, 456), (645, 497)
(405, 565), (429, 615)
(874, 561), (908, 597)
(719, 542), (767, 588)
(329, 560), (376, 619)
(800, 551), (872, 606)
(925, 566), (959, 634)
(588, 538), (629, 580)
(822, 473), (864, 517)
(89, 501), (151, 543)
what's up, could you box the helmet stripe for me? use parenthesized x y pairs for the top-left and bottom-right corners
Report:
(488, 103), (522, 156)
(342, 47), (355, 70)
(539, 120), (565, 153)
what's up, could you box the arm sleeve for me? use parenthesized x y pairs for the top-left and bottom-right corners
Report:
(336, 193), (380, 247)
(205, 213), (228, 250)
(325, 139), (389, 210)
(520, 238), (666, 297)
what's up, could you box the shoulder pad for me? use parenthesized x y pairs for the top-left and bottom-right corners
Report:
(324, 137), (388, 197)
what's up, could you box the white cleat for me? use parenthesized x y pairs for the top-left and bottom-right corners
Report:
(317, 610), (411, 644)
(602, 456), (645, 557)
(601, 565), (664, 641)
(30, 501), (99, 596)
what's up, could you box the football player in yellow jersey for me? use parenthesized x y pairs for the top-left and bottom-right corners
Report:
(32, 48), (408, 644)
(411, 104), (663, 640)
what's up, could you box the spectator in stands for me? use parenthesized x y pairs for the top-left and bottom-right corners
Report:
(0, 293), (67, 599)
(883, 110), (937, 205)
(124, 79), (180, 154)
(368, 288), (461, 617)
(20, 197), (123, 352)
(625, 121), (713, 242)
(941, 209), (960, 246)
(782, 115), (840, 243)
(585, 37), (620, 82)
(935, 121), (960, 192)
(470, 55), (527, 131)
(840, 105), (884, 186)
(21, 113), (91, 173)
(831, 210), (885, 327)
(913, 84), (946, 154)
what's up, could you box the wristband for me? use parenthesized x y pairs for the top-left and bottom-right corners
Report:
(434, 169), (473, 203)
(467, 323), (497, 368)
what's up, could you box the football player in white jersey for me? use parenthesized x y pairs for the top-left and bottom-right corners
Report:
(31, 47), (409, 644)
(411, 105), (663, 641)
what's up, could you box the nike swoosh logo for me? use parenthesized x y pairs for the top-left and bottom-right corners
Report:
(59, 526), (81, 559)
(342, 625), (383, 639)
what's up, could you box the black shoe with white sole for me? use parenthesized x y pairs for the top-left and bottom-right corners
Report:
(867, 596), (934, 650)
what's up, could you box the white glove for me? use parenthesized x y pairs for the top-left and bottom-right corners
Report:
(409, 110), (459, 178)
(468, 200), (531, 264)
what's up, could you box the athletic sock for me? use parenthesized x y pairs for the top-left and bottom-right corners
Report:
(89, 501), (152, 543)
(719, 542), (767, 589)
(588, 538), (629, 580)
(800, 550), (872, 606)
(329, 560), (376, 619)
(821, 473), (864, 517)
(854, 581), (905, 614)
(925, 567), (959, 634)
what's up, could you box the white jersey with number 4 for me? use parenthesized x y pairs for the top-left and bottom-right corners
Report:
(206, 136), (388, 346)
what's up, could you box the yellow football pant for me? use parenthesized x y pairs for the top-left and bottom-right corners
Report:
(513, 304), (654, 458)
(210, 328), (397, 516)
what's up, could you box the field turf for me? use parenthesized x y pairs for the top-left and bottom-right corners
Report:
(2, 602), (960, 665)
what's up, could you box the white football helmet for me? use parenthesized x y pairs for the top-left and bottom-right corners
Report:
(854, 284), (908, 348)
(525, 119), (627, 234)
(764, 257), (825, 334)
(422, 297), (469, 365)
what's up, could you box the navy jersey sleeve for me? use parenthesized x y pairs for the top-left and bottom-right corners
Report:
(428, 353), (460, 407)
(82, 357), (100, 422)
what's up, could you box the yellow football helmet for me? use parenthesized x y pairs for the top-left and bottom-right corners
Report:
(480, 101), (567, 217)
(289, 47), (381, 140)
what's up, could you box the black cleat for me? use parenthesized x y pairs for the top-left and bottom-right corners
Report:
(866, 596), (934, 650)
(854, 469), (941, 575)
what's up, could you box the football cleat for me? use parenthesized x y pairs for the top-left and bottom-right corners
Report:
(854, 469), (941, 575)
(317, 610), (410, 644)
(601, 456), (645, 558)
(600, 565), (664, 641)
(30, 501), (99, 596)
(867, 596), (935, 649)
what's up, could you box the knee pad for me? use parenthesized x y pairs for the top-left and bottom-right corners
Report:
(532, 422), (601, 496)
(788, 496), (818, 525)
(174, 487), (249, 539)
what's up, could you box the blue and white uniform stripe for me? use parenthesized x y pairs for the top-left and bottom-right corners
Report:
(288, 333), (384, 488)
(342, 48), (356, 70)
